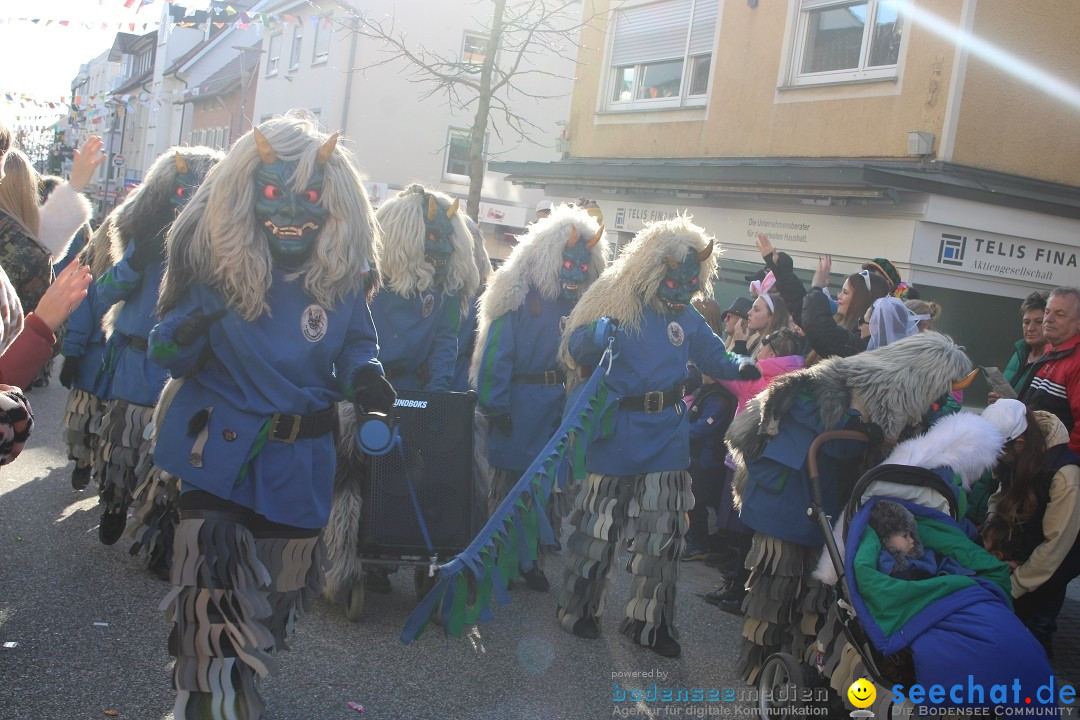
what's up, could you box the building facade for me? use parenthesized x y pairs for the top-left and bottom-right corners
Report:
(492, 0), (1080, 382)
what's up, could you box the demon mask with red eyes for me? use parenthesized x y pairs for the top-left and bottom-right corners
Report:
(253, 128), (336, 270)
(658, 240), (713, 314)
(560, 223), (604, 301)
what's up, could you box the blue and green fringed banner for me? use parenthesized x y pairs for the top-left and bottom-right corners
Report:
(399, 363), (615, 643)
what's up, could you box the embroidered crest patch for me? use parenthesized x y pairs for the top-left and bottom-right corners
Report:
(667, 321), (685, 347)
(421, 293), (435, 318)
(301, 304), (328, 342)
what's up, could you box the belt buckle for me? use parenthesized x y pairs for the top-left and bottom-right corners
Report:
(270, 413), (301, 444)
(544, 370), (559, 386)
(644, 391), (664, 414)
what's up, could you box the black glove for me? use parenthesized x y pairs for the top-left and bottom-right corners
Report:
(352, 366), (397, 415)
(59, 356), (80, 389)
(128, 233), (166, 272)
(737, 360), (761, 381)
(489, 413), (513, 435)
(685, 362), (703, 395)
(174, 308), (227, 346)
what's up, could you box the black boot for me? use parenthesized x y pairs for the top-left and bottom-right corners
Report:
(365, 567), (392, 593)
(521, 566), (549, 593)
(572, 615), (600, 639)
(626, 619), (681, 658)
(98, 506), (128, 546)
(71, 465), (92, 491)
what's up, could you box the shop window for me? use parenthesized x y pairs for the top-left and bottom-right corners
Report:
(266, 32), (282, 76)
(605, 0), (718, 111)
(289, 26), (303, 71)
(312, 17), (332, 64)
(787, 0), (903, 87)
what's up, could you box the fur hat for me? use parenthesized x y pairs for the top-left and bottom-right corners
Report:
(869, 500), (923, 572)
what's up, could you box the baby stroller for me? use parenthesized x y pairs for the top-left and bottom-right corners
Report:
(756, 426), (1057, 719)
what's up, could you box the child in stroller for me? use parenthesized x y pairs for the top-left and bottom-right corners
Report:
(756, 411), (1059, 719)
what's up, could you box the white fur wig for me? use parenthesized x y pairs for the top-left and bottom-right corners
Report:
(374, 184), (480, 314)
(811, 410), (1006, 585)
(159, 117), (379, 322)
(558, 214), (717, 375)
(469, 205), (607, 387)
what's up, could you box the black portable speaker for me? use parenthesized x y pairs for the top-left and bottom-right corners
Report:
(360, 390), (478, 555)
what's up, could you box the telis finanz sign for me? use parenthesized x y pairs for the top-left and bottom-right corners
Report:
(913, 222), (1080, 287)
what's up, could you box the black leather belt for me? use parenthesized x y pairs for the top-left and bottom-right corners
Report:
(127, 335), (149, 352)
(512, 370), (565, 386)
(619, 386), (685, 414)
(268, 406), (338, 443)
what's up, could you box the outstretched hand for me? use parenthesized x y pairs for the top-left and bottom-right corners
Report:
(812, 254), (832, 289)
(34, 260), (92, 333)
(69, 136), (106, 192)
(174, 308), (227, 346)
(755, 233), (778, 264)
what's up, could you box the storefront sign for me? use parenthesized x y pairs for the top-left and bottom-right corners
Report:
(912, 222), (1079, 287)
(478, 201), (527, 228)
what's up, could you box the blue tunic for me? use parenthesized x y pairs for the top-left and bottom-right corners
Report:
(147, 269), (382, 529)
(61, 281), (112, 398)
(368, 287), (457, 392)
(476, 291), (575, 472)
(568, 305), (747, 476)
(96, 243), (168, 406)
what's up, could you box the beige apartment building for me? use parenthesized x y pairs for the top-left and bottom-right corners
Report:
(492, 0), (1080, 376)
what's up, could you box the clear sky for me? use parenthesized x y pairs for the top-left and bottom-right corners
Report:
(0, 0), (209, 128)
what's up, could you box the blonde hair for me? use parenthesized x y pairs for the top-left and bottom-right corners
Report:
(0, 149), (40, 237)
(905, 299), (940, 331)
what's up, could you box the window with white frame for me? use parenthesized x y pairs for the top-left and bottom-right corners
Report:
(461, 31), (489, 71)
(267, 32), (282, 76)
(605, 0), (718, 111)
(444, 128), (473, 179)
(788, 0), (903, 86)
(312, 17), (332, 64)
(289, 25), (303, 71)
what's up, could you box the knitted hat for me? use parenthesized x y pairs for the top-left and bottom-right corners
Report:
(864, 258), (902, 290)
(721, 296), (753, 321)
(869, 500), (923, 571)
(982, 398), (1028, 442)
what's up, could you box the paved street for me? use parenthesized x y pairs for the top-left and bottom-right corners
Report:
(0, 365), (751, 720)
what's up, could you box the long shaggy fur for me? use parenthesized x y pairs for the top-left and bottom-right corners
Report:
(812, 411), (1004, 585)
(558, 214), (717, 380)
(79, 214), (116, 282)
(159, 117), (379, 321)
(108, 146), (223, 264)
(727, 332), (973, 474)
(470, 205), (606, 387)
(374, 184), (479, 315)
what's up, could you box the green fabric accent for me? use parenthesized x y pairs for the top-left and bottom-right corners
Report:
(853, 515), (1012, 638)
(519, 495), (540, 563)
(774, 467), (789, 493)
(966, 469), (998, 526)
(447, 297), (462, 334)
(464, 555), (495, 626)
(98, 270), (135, 292)
(235, 420), (271, 486)
(152, 340), (181, 361)
(447, 574), (469, 636)
(477, 316), (506, 406)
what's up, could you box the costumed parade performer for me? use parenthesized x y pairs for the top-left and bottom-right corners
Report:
(471, 204), (607, 592)
(725, 331), (977, 683)
(555, 215), (759, 658)
(94, 147), (222, 547)
(147, 116), (393, 719)
(325, 183), (479, 597)
(452, 214), (492, 392)
(59, 218), (115, 490)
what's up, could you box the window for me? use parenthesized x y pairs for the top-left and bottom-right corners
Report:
(312, 17), (332, 64)
(289, 26), (303, 71)
(788, 0), (902, 86)
(605, 0), (718, 111)
(444, 128), (473, 179)
(266, 32), (282, 76)
(461, 31), (489, 70)
(214, 127), (224, 149)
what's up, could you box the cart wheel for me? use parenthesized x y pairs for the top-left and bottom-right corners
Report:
(345, 581), (365, 623)
(414, 566), (439, 599)
(758, 653), (806, 719)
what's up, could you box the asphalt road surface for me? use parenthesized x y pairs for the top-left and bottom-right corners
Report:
(0, 366), (752, 720)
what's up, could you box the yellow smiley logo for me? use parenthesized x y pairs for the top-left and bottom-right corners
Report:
(848, 678), (877, 709)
